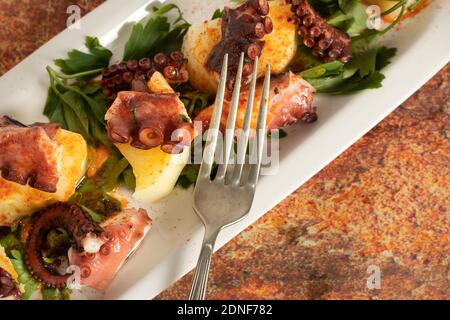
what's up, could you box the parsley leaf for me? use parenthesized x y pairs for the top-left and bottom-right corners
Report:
(123, 4), (190, 60)
(121, 166), (136, 190)
(54, 36), (112, 75)
(43, 87), (67, 128)
(1, 234), (40, 300)
(42, 287), (71, 300)
(295, 0), (411, 95)
(45, 66), (111, 147)
(70, 151), (129, 223)
(302, 45), (395, 95)
(123, 16), (170, 60)
(212, 8), (223, 20)
(299, 60), (344, 78)
(327, 0), (368, 35)
(180, 91), (213, 117)
(10, 249), (41, 300)
(177, 164), (200, 189)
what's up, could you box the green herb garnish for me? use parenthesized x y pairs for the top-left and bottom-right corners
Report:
(211, 8), (223, 20)
(45, 38), (111, 147)
(41, 287), (71, 300)
(180, 91), (213, 117)
(123, 4), (190, 60)
(70, 152), (127, 223)
(10, 249), (41, 300)
(268, 129), (288, 139)
(296, 0), (409, 94)
(54, 36), (112, 75)
(0, 233), (40, 299)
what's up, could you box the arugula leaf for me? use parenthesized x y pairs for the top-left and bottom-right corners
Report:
(212, 8), (223, 20)
(61, 91), (90, 135)
(42, 256), (56, 264)
(300, 60), (343, 78)
(154, 22), (191, 56)
(46, 66), (111, 147)
(9, 249), (40, 300)
(327, 0), (368, 35)
(46, 228), (70, 252)
(376, 47), (397, 70)
(177, 164), (200, 189)
(176, 136), (205, 188)
(70, 152), (127, 223)
(0, 234), (38, 299)
(309, 0), (341, 18)
(346, 32), (380, 78)
(100, 154), (131, 192)
(1, 230), (75, 300)
(54, 36), (112, 75)
(87, 111), (111, 148)
(300, 28), (396, 95)
(290, 44), (323, 72)
(42, 287), (71, 300)
(80, 205), (104, 223)
(268, 129), (288, 139)
(152, 3), (180, 16)
(0, 233), (23, 256)
(308, 70), (385, 94)
(124, 15), (170, 60)
(123, 4), (190, 60)
(80, 81), (102, 95)
(295, 0), (411, 96)
(70, 181), (122, 223)
(1, 233), (74, 300)
(43, 87), (67, 128)
(43, 31), (136, 197)
(180, 91), (213, 117)
(302, 44), (395, 95)
(121, 166), (136, 190)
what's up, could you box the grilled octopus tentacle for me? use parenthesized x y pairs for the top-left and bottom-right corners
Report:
(105, 91), (194, 154)
(101, 51), (189, 100)
(0, 116), (60, 193)
(195, 71), (316, 132)
(207, 0), (273, 89)
(287, 0), (352, 63)
(25, 203), (105, 288)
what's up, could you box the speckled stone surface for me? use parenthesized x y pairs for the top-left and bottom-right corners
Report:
(1, 0), (448, 300)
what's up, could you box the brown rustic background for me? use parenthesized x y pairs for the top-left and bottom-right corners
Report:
(0, 0), (448, 299)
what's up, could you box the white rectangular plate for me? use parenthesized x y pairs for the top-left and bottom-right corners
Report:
(0, 0), (449, 300)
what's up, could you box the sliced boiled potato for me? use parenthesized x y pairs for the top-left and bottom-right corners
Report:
(0, 129), (87, 226)
(182, 0), (297, 93)
(259, 0), (298, 75)
(182, 18), (222, 94)
(116, 143), (189, 203)
(147, 71), (176, 94)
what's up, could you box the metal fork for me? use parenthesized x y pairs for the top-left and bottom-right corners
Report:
(189, 53), (271, 300)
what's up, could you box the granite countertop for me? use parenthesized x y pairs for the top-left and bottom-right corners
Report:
(1, 0), (448, 300)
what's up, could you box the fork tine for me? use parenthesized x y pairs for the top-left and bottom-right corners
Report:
(231, 56), (259, 183)
(216, 53), (244, 180)
(198, 54), (228, 179)
(248, 64), (270, 186)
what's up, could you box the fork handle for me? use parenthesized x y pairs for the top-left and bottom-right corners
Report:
(189, 229), (219, 300)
